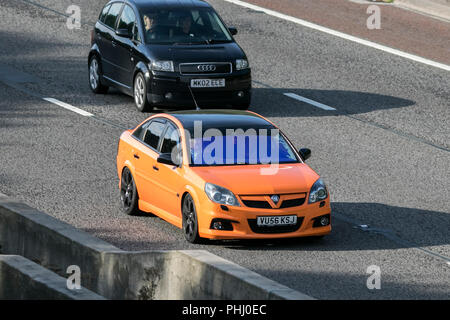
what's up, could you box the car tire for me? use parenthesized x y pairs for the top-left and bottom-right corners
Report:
(89, 56), (109, 94)
(134, 72), (152, 112)
(120, 167), (140, 216)
(182, 194), (203, 244)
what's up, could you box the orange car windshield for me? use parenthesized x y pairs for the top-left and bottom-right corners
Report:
(188, 133), (299, 166)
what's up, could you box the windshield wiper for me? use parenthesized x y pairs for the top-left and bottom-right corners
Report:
(205, 39), (232, 44)
(173, 41), (205, 46)
(172, 39), (232, 46)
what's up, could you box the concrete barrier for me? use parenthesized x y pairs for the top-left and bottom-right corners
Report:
(0, 193), (313, 300)
(0, 193), (122, 295)
(98, 250), (311, 300)
(0, 255), (105, 299)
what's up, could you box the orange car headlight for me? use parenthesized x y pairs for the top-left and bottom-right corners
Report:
(205, 183), (240, 207)
(308, 178), (328, 204)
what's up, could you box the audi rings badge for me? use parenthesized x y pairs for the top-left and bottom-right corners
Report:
(197, 64), (216, 72)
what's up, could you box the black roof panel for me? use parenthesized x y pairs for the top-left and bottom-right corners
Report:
(128, 0), (212, 10)
(167, 110), (276, 132)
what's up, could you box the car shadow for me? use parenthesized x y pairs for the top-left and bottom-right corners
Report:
(249, 86), (415, 118)
(204, 202), (450, 253)
(149, 86), (415, 117)
(0, 29), (415, 118)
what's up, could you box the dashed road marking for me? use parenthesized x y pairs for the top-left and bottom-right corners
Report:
(43, 97), (94, 117)
(283, 92), (336, 110)
(223, 0), (450, 72)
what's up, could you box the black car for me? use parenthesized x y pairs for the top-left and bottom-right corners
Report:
(88, 0), (251, 112)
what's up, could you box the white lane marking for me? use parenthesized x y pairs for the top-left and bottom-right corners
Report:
(43, 97), (93, 117)
(223, 0), (450, 72)
(284, 92), (336, 110)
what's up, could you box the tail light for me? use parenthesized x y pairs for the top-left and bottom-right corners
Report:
(90, 30), (94, 45)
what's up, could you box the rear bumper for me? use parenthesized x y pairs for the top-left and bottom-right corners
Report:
(147, 69), (252, 108)
(197, 199), (332, 240)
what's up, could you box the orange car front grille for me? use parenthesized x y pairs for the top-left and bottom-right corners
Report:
(239, 193), (307, 209)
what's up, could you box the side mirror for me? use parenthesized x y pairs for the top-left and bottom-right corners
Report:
(299, 148), (311, 161)
(228, 27), (238, 36)
(157, 153), (181, 167)
(116, 28), (131, 38)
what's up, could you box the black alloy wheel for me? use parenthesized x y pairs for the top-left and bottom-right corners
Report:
(134, 72), (152, 112)
(120, 167), (140, 216)
(182, 194), (203, 243)
(89, 56), (108, 94)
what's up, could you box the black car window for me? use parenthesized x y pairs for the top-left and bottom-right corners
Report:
(191, 10), (204, 27)
(141, 8), (232, 44)
(206, 11), (224, 34)
(117, 5), (136, 35)
(143, 120), (166, 151)
(104, 2), (123, 29)
(99, 4), (111, 23)
(160, 124), (180, 154)
(133, 21), (141, 42)
(132, 120), (150, 141)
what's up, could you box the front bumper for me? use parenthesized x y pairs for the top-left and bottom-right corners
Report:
(147, 69), (252, 108)
(197, 199), (332, 240)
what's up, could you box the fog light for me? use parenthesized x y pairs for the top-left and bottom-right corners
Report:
(210, 218), (235, 231)
(165, 92), (173, 100)
(320, 216), (329, 226)
(313, 214), (331, 228)
(237, 91), (244, 98)
(213, 221), (224, 230)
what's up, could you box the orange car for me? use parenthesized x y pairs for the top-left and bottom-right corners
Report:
(116, 110), (331, 243)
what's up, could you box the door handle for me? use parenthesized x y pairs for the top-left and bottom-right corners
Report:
(133, 154), (140, 159)
(153, 166), (159, 171)
(111, 40), (117, 47)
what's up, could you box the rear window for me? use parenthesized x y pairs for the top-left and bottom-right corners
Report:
(144, 121), (166, 150)
(132, 121), (149, 141)
(99, 4), (111, 23)
(104, 2), (123, 29)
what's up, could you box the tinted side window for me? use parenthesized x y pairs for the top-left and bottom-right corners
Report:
(104, 2), (123, 29)
(99, 4), (111, 23)
(117, 5), (136, 34)
(144, 121), (165, 150)
(133, 21), (141, 42)
(160, 124), (180, 154)
(132, 121), (150, 141)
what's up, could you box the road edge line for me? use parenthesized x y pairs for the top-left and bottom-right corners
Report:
(223, 0), (450, 72)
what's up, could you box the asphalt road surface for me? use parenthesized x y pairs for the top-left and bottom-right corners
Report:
(0, 0), (449, 299)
